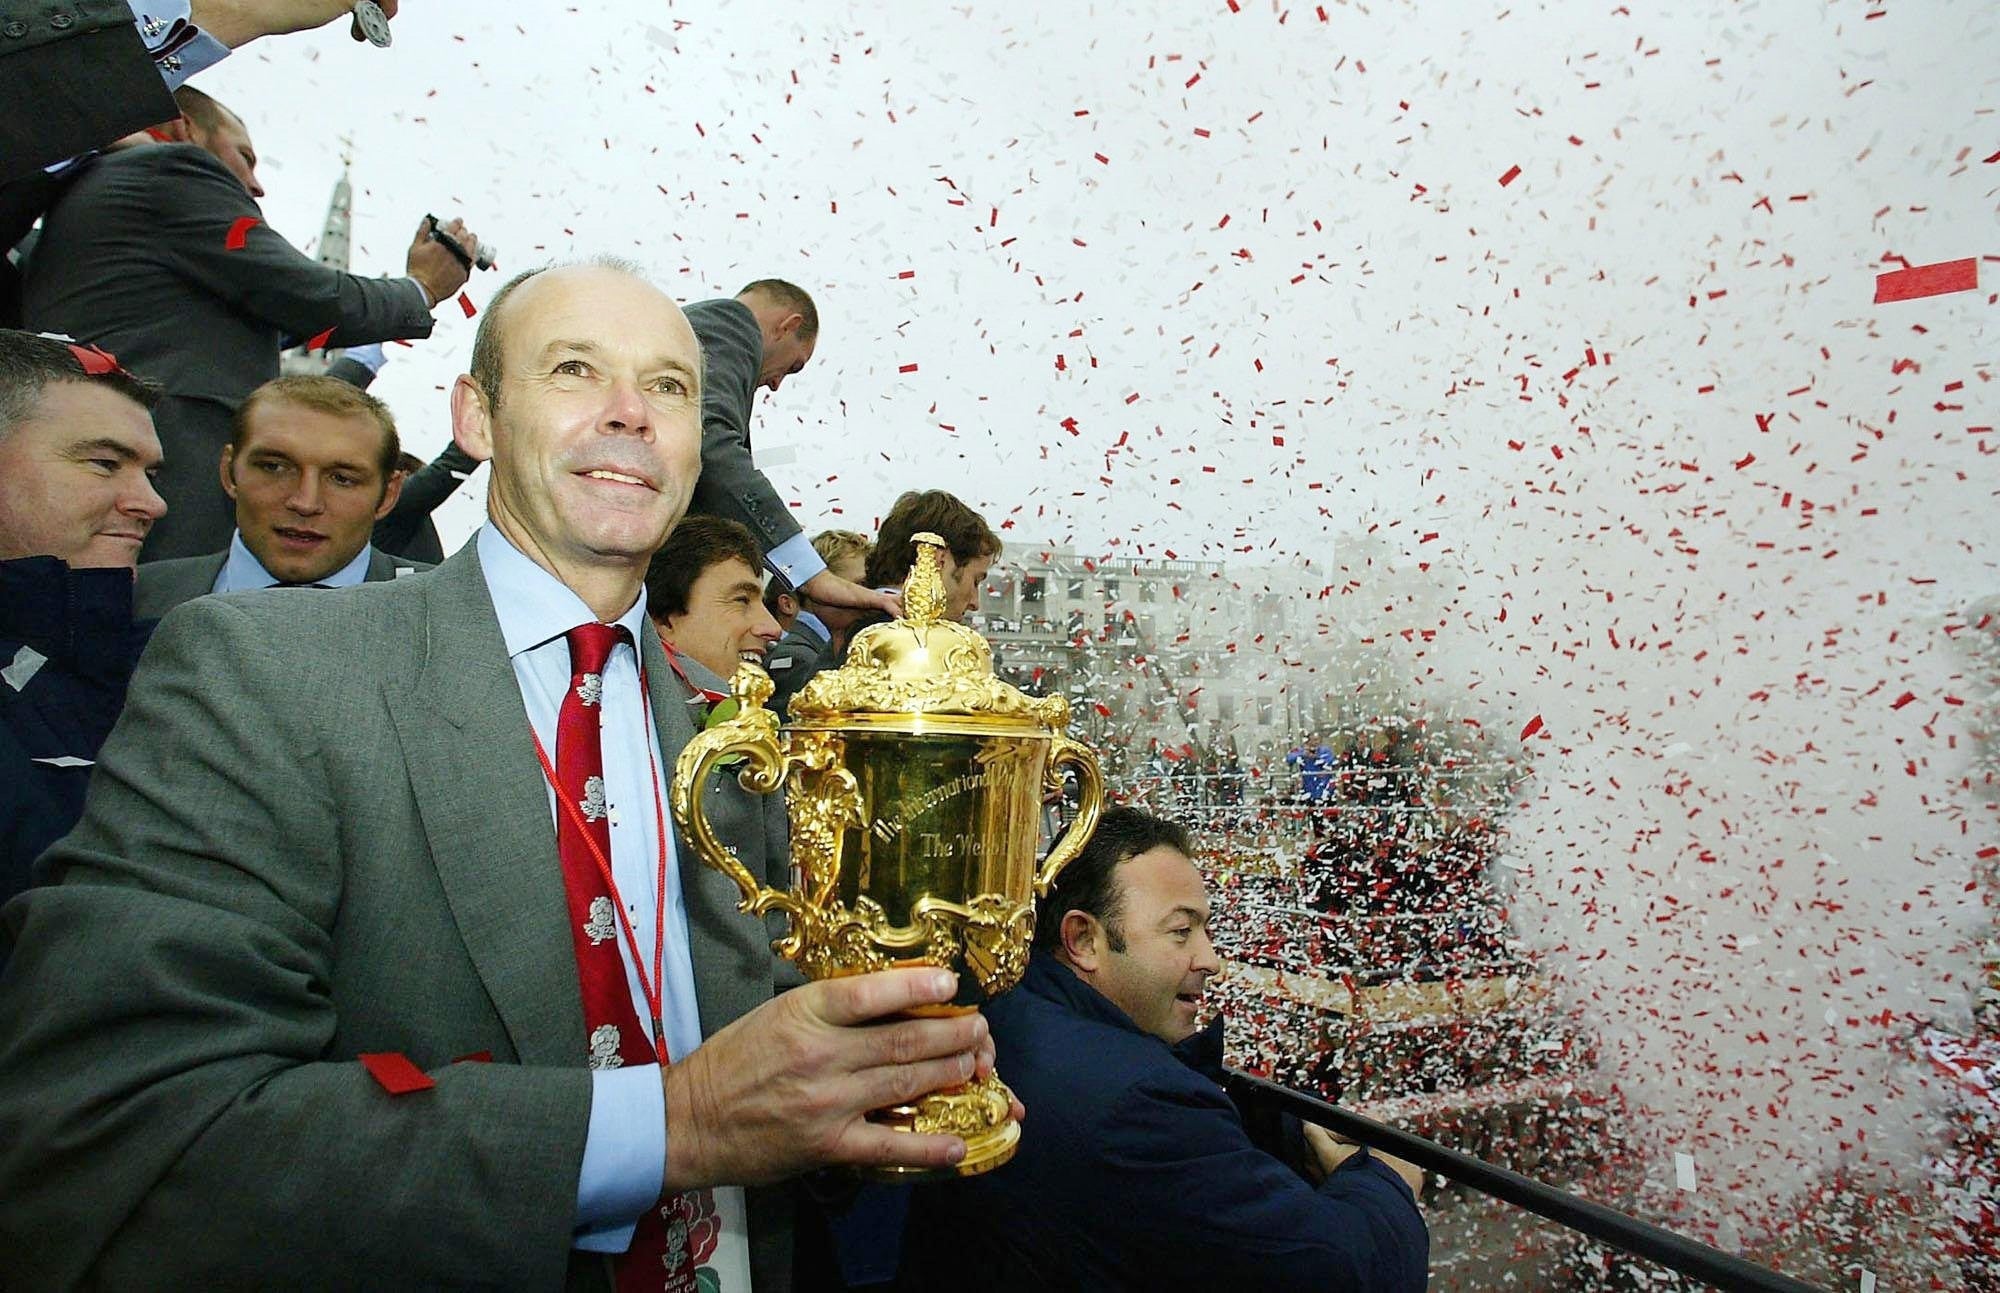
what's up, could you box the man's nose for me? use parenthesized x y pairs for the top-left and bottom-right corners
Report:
(287, 473), (325, 514)
(125, 473), (167, 522)
(601, 377), (651, 434)
(754, 605), (782, 642)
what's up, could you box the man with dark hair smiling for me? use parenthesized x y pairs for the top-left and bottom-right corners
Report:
(0, 328), (163, 916)
(136, 374), (424, 615)
(645, 514), (783, 686)
(911, 806), (1430, 1292)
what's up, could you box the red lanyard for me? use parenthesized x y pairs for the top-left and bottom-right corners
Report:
(659, 639), (729, 705)
(528, 654), (674, 1067)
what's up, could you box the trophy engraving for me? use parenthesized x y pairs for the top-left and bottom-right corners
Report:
(671, 532), (1106, 1177)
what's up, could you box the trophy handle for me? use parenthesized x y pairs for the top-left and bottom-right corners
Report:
(1034, 735), (1105, 897)
(670, 665), (795, 918)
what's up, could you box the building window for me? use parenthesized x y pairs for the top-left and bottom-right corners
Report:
(1139, 582), (1157, 604)
(1066, 577), (1086, 600)
(1022, 575), (1045, 604)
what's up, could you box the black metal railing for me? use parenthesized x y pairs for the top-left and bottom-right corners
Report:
(1224, 1069), (1828, 1292)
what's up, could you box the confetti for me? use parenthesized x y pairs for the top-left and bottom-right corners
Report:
(358, 1052), (433, 1095)
(1873, 258), (1978, 304)
(1498, 164), (1522, 187)
(223, 217), (260, 250)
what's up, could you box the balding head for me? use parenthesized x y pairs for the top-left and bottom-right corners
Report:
(449, 260), (705, 618)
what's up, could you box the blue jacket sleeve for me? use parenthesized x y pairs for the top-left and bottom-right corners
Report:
(1099, 1073), (1429, 1293)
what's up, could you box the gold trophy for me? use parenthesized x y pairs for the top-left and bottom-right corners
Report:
(671, 532), (1105, 1177)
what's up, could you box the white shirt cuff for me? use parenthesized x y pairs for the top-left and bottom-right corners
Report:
(573, 1064), (667, 1251)
(766, 533), (828, 592)
(127, 2), (229, 89)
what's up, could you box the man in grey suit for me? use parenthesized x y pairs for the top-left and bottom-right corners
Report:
(0, 259), (997, 1289)
(684, 280), (897, 622)
(136, 372), (425, 616)
(21, 84), (479, 561)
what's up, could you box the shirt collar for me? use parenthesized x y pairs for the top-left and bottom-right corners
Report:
(218, 530), (374, 592)
(476, 522), (650, 659)
(793, 609), (830, 642)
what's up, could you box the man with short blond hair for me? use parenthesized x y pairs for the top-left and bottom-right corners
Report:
(135, 374), (423, 616)
(766, 527), (871, 716)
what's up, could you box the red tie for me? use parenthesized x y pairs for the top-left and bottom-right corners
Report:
(553, 623), (715, 1291)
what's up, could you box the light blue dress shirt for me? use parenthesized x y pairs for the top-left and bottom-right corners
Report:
(211, 531), (373, 592)
(477, 523), (702, 1251)
(765, 532), (827, 592)
(791, 609), (830, 645)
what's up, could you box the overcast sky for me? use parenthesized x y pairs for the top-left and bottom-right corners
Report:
(202, 0), (1996, 1244)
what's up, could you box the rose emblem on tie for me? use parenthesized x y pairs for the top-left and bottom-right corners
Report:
(580, 775), (607, 823)
(584, 895), (617, 945)
(577, 672), (603, 707)
(587, 1023), (622, 1069)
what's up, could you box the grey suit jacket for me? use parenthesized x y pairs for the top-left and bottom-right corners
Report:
(23, 145), (435, 559)
(0, 544), (792, 1290)
(133, 545), (430, 620)
(683, 298), (807, 568)
(764, 619), (831, 720)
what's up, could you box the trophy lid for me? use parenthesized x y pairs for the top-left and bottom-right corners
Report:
(788, 532), (1070, 728)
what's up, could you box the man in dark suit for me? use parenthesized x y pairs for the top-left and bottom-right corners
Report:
(0, 260), (997, 1288)
(910, 808), (1429, 1292)
(684, 280), (897, 623)
(21, 85), (479, 561)
(136, 373), (425, 617)
(1, 0), (404, 184)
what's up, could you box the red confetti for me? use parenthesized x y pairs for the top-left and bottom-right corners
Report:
(457, 292), (477, 318)
(1497, 164), (1522, 187)
(303, 327), (336, 352)
(898, 362), (919, 374)
(453, 1050), (493, 1064)
(1873, 258), (1977, 304)
(359, 1052), (434, 1095)
(224, 216), (261, 250)
(1889, 691), (1918, 710)
(1519, 715), (1545, 740)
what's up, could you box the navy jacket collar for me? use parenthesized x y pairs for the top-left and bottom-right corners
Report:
(1020, 949), (1226, 1083)
(0, 557), (148, 686)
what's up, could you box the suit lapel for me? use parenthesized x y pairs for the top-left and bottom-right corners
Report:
(387, 544), (584, 1067)
(640, 628), (764, 1040)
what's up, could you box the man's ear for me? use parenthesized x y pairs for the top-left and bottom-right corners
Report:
(373, 469), (406, 521)
(217, 444), (238, 499)
(1059, 910), (1102, 972)
(774, 311), (804, 342)
(450, 375), (495, 463)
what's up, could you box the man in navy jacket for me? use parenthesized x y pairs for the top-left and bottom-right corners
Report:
(910, 807), (1429, 1291)
(0, 330), (164, 927)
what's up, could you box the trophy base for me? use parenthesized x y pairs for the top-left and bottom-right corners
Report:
(860, 1072), (1021, 1182)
